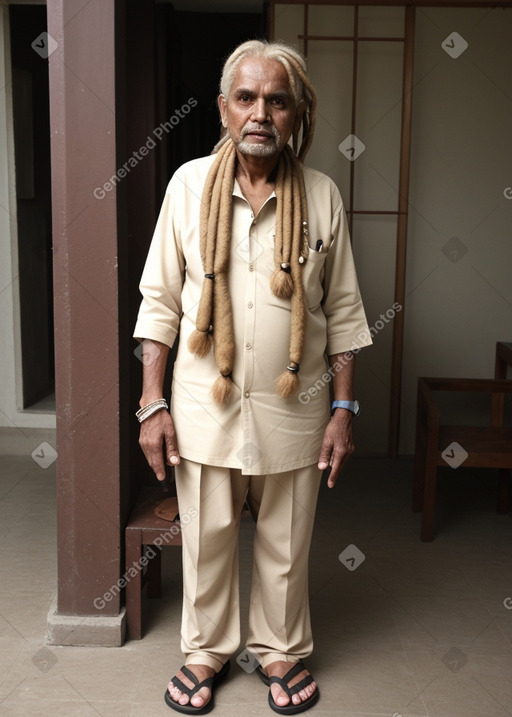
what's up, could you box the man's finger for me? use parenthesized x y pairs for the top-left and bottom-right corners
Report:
(164, 425), (180, 466)
(327, 453), (343, 488)
(142, 444), (167, 481)
(317, 438), (333, 471)
(166, 448), (180, 466)
(153, 463), (167, 482)
(326, 441), (354, 487)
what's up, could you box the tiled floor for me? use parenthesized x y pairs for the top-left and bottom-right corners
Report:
(0, 454), (511, 716)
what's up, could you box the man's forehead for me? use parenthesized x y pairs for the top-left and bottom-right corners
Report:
(230, 57), (292, 94)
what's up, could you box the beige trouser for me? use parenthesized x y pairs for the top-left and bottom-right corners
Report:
(174, 458), (322, 672)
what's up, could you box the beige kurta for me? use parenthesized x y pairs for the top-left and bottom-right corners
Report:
(133, 154), (372, 475)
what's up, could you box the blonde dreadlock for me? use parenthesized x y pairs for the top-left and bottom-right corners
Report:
(188, 41), (317, 405)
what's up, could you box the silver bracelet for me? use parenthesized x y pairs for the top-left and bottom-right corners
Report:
(136, 398), (168, 423)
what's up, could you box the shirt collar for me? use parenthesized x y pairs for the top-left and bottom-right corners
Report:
(233, 178), (277, 205)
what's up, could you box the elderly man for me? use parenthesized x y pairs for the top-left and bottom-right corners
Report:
(134, 40), (371, 715)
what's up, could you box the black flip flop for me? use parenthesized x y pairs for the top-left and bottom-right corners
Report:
(256, 664), (270, 686)
(164, 660), (230, 714)
(256, 660), (319, 715)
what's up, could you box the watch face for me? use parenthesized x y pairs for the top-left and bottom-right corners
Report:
(353, 400), (361, 416)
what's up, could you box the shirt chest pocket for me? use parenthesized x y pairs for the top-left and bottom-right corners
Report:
(302, 245), (329, 310)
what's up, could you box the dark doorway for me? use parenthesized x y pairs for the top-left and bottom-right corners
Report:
(155, 5), (266, 196)
(9, 4), (54, 409)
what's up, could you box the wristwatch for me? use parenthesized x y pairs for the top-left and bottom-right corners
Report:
(331, 400), (360, 416)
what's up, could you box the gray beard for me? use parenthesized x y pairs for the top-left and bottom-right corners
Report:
(236, 135), (281, 157)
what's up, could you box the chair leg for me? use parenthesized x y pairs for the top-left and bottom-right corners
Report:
(497, 469), (510, 514)
(146, 546), (162, 598)
(421, 447), (438, 542)
(413, 410), (427, 512)
(413, 434), (427, 512)
(125, 529), (142, 640)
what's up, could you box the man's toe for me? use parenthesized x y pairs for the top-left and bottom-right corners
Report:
(167, 683), (188, 706)
(190, 687), (210, 708)
(301, 681), (316, 700)
(293, 680), (316, 705)
(270, 684), (289, 707)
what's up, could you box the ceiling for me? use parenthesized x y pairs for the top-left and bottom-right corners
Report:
(158, 0), (263, 12)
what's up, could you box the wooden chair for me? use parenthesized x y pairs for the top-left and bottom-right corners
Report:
(413, 342), (512, 542)
(125, 486), (182, 639)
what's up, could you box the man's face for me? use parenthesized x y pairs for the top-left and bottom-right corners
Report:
(218, 57), (302, 159)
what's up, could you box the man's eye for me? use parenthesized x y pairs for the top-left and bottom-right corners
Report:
(239, 95), (252, 103)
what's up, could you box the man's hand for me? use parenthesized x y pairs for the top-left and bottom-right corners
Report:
(317, 409), (354, 488)
(139, 409), (180, 482)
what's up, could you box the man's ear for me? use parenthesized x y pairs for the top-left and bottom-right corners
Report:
(218, 94), (228, 128)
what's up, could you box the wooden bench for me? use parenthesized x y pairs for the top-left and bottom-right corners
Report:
(413, 374), (512, 541)
(125, 486), (182, 639)
(413, 342), (512, 541)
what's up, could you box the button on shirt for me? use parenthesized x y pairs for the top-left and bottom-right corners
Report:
(134, 154), (372, 475)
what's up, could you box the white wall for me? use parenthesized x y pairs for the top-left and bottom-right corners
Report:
(401, 7), (512, 452)
(0, 6), (55, 431)
(275, 4), (512, 454)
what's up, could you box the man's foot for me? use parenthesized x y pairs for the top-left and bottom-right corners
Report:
(167, 664), (215, 709)
(265, 660), (317, 708)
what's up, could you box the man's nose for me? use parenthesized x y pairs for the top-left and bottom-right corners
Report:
(251, 98), (269, 123)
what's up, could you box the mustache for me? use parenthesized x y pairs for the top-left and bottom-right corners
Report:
(241, 123), (279, 139)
